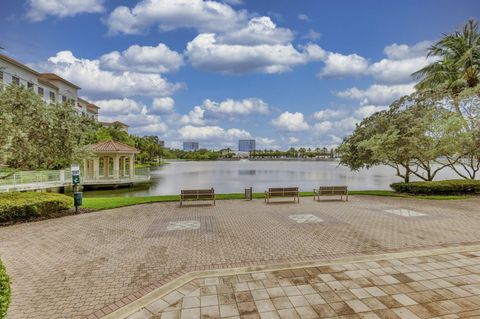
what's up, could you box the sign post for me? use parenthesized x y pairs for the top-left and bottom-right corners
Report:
(71, 164), (82, 213)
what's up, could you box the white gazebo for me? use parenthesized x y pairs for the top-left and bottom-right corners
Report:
(83, 140), (149, 185)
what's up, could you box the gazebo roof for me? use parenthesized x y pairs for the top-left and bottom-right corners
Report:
(90, 140), (140, 153)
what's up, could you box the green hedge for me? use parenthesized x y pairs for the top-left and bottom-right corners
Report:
(390, 179), (480, 195)
(0, 259), (9, 319)
(0, 192), (73, 223)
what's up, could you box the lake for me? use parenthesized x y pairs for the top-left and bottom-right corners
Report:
(83, 160), (462, 197)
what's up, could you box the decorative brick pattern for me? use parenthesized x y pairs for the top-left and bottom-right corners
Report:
(0, 196), (479, 318)
(128, 248), (480, 318)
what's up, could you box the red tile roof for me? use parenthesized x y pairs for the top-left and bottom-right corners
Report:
(90, 140), (139, 153)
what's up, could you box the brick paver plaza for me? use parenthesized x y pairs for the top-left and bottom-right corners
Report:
(1, 196), (480, 318)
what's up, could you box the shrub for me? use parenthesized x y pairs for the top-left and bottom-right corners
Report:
(390, 179), (480, 195)
(0, 259), (9, 319)
(0, 192), (73, 223)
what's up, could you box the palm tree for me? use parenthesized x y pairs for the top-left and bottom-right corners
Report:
(413, 19), (480, 94)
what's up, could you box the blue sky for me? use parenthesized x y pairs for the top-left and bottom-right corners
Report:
(1, 0), (479, 150)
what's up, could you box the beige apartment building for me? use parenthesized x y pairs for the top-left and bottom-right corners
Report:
(0, 53), (99, 120)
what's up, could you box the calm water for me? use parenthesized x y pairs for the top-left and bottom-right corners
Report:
(83, 160), (462, 197)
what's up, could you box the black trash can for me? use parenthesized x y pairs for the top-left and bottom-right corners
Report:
(245, 187), (252, 200)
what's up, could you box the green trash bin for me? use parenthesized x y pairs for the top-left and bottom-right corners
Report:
(74, 192), (83, 207)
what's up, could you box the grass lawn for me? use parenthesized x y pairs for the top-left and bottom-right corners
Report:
(82, 190), (467, 210)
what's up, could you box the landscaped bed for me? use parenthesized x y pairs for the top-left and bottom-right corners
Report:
(0, 192), (73, 224)
(391, 179), (480, 195)
(0, 259), (9, 319)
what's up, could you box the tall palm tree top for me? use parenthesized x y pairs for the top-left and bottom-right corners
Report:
(413, 19), (480, 92)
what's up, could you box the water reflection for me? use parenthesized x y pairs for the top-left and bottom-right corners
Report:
(238, 170), (256, 175)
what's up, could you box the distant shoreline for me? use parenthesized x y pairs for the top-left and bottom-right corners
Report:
(167, 158), (339, 162)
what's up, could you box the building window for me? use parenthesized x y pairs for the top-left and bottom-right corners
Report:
(62, 95), (67, 103)
(0, 71), (3, 83)
(28, 82), (34, 90)
(49, 91), (55, 102)
(12, 76), (20, 86)
(38, 87), (44, 96)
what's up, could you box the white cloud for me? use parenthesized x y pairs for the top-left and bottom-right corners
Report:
(354, 105), (388, 118)
(43, 51), (182, 99)
(313, 109), (344, 121)
(94, 98), (145, 116)
(178, 125), (250, 140)
(383, 41), (431, 60)
(218, 16), (294, 45)
(222, 0), (244, 5)
(180, 106), (206, 126)
(335, 83), (415, 105)
(302, 29), (321, 41)
(313, 121), (333, 133)
(313, 41), (432, 83)
(202, 98), (270, 117)
(26, 0), (104, 22)
(257, 137), (277, 147)
(186, 34), (324, 74)
(314, 117), (358, 134)
(151, 97), (175, 114)
(134, 122), (169, 135)
(272, 112), (310, 132)
(95, 98), (170, 136)
(319, 52), (369, 78)
(369, 56), (432, 83)
(288, 136), (300, 144)
(100, 43), (183, 73)
(297, 14), (310, 22)
(106, 0), (248, 35)
(226, 128), (252, 139)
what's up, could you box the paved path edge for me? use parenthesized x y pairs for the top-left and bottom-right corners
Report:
(102, 243), (480, 319)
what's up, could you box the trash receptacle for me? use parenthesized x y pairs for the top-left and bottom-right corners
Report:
(245, 187), (252, 200)
(73, 192), (83, 207)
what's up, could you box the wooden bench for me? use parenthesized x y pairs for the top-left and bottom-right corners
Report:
(313, 186), (348, 201)
(265, 187), (299, 203)
(180, 188), (215, 207)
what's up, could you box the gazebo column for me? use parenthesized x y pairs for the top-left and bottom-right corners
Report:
(83, 159), (88, 179)
(93, 158), (99, 179)
(104, 157), (109, 177)
(113, 154), (120, 179)
(129, 154), (135, 177)
(119, 157), (124, 177)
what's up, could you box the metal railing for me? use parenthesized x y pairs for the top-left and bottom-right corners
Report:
(0, 167), (150, 191)
(0, 169), (72, 187)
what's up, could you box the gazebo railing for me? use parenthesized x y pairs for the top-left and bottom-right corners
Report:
(82, 167), (150, 183)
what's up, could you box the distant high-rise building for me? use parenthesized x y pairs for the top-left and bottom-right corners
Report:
(183, 141), (199, 151)
(239, 139), (256, 152)
(158, 140), (165, 147)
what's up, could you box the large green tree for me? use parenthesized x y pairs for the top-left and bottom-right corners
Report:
(0, 85), (89, 169)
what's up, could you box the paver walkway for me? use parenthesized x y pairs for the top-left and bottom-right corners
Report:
(0, 196), (479, 318)
(125, 247), (480, 319)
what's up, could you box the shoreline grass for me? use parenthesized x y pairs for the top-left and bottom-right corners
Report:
(82, 190), (468, 210)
